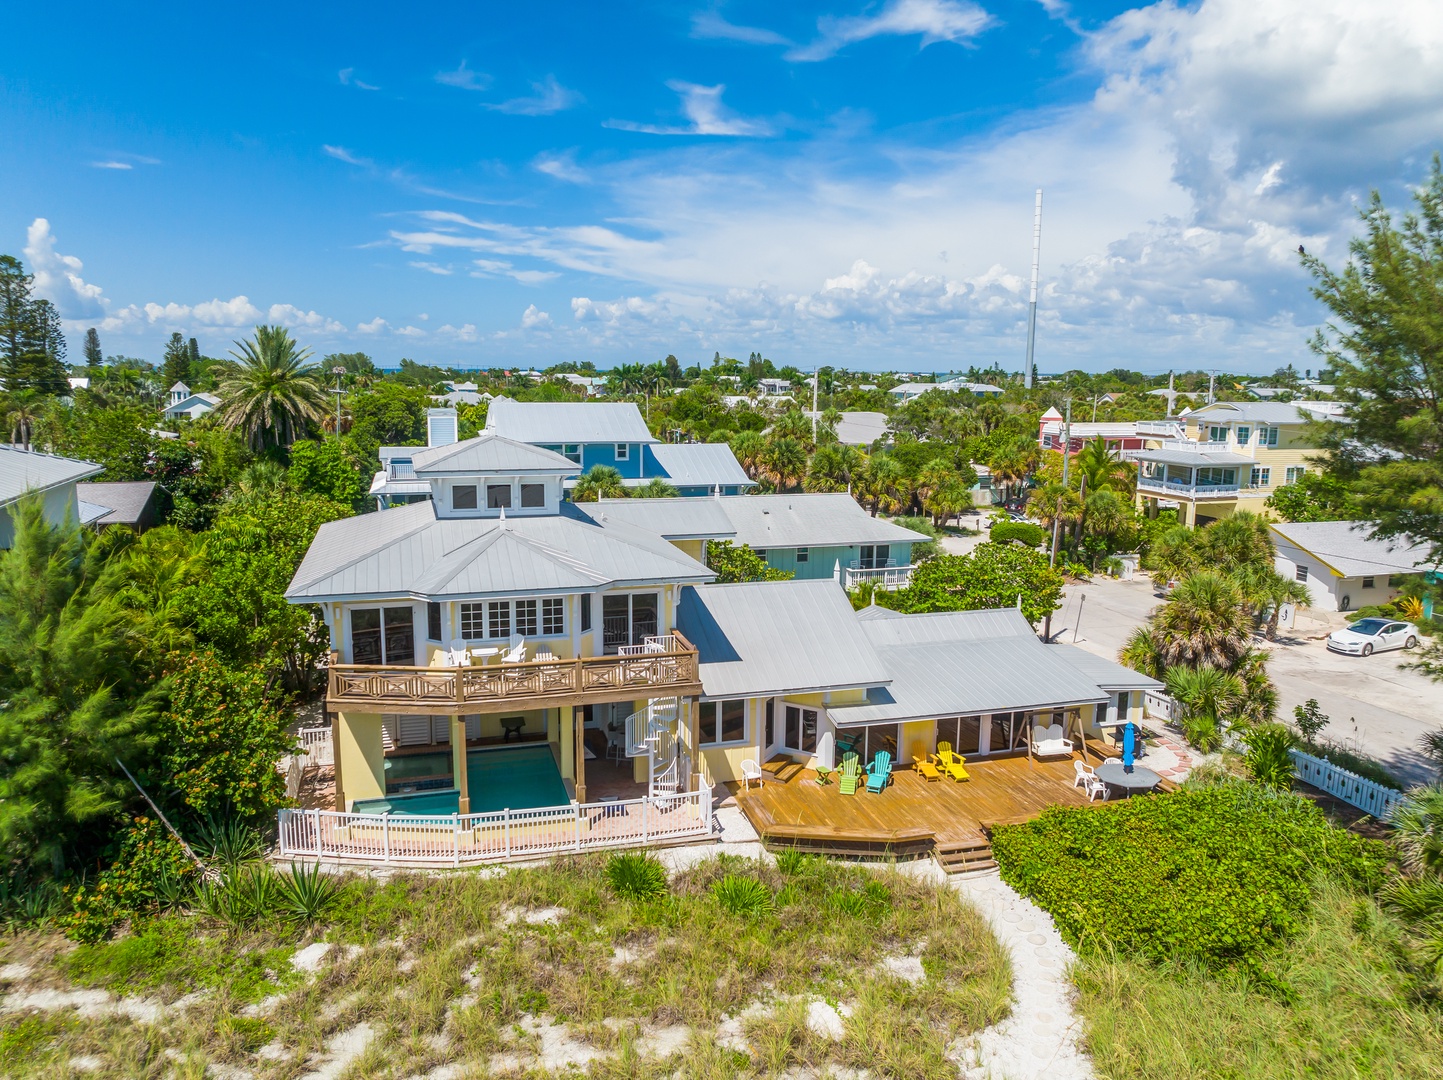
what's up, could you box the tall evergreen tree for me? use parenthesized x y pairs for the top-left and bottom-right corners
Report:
(0, 256), (68, 394)
(162, 331), (191, 387)
(83, 327), (103, 367)
(187, 336), (200, 367)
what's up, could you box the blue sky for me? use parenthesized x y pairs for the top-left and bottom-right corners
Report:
(3, 1), (1440, 373)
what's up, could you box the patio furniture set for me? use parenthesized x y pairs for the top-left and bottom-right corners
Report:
(440, 638), (530, 667)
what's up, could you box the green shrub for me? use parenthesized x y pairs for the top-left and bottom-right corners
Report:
(61, 817), (196, 942)
(604, 852), (668, 901)
(828, 881), (891, 920)
(712, 874), (774, 918)
(991, 783), (1387, 973)
(1244, 725), (1296, 791)
(989, 520), (1047, 548)
(775, 849), (815, 877)
(276, 862), (340, 923)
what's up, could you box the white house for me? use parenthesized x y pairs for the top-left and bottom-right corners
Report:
(163, 382), (221, 420)
(0, 446), (105, 548)
(1270, 520), (1435, 613)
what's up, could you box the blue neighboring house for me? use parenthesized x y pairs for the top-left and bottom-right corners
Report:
(485, 397), (754, 496)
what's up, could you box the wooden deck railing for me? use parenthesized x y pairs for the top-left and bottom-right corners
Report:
(326, 631), (701, 712)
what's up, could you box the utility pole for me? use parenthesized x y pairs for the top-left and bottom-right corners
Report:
(1042, 397), (1070, 643)
(812, 365), (820, 442)
(1208, 370), (1217, 405)
(331, 366), (346, 439)
(1024, 188), (1043, 390)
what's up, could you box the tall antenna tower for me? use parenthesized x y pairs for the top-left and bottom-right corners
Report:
(1024, 188), (1043, 390)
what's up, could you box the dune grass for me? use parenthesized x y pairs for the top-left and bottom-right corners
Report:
(1072, 882), (1443, 1080)
(0, 852), (1010, 1078)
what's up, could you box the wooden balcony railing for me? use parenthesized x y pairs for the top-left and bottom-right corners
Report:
(326, 631), (702, 713)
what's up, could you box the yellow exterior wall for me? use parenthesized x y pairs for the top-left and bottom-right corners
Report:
(336, 711), (386, 809)
(900, 720), (935, 765)
(672, 538), (705, 562)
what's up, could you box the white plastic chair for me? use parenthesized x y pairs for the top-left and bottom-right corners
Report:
(501, 638), (527, 663)
(739, 759), (764, 792)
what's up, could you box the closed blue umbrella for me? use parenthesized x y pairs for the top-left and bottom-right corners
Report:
(1122, 722), (1136, 772)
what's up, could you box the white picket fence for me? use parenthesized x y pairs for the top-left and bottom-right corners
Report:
(276, 785), (714, 866)
(297, 726), (333, 767)
(1288, 749), (1407, 819)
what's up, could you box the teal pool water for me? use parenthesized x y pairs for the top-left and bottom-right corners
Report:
(354, 745), (569, 816)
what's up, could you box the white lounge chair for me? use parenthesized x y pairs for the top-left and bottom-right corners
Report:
(501, 638), (527, 663)
(1032, 723), (1073, 757)
(739, 759), (764, 792)
(1073, 759), (1108, 801)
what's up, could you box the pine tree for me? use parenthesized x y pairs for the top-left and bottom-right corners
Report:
(0, 257), (68, 395)
(162, 331), (191, 387)
(187, 336), (200, 366)
(83, 327), (103, 367)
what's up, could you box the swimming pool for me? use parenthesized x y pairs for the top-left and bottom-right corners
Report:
(353, 745), (570, 816)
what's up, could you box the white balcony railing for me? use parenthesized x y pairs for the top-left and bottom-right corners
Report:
(1135, 420), (1186, 438)
(1137, 477), (1243, 497)
(1159, 438), (1231, 452)
(843, 561), (915, 590)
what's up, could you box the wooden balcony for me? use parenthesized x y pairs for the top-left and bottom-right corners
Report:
(326, 632), (703, 714)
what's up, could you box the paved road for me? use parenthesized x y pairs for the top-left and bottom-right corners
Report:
(1054, 574), (1443, 786)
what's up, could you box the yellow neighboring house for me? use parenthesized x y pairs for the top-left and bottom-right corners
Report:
(1134, 402), (1324, 527)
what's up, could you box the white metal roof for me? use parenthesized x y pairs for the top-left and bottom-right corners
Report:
(576, 498), (737, 540)
(828, 608), (1120, 726)
(646, 443), (755, 488)
(412, 432), (575, 475)
(485, 396), (658, 444)
(714, 493), (930, 549)
(1189, 401), (1315, 425)
(1269, 520), (1435, 578)
(1135, 448), (1256, 467)
(285, 500), (712, 601)
(677, 580), (892, 698)
(0, 446), (105, 506)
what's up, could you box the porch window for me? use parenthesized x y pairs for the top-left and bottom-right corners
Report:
(1250, 466), (1270, 487)
(350, 606), (415, 665)
(1236, 425), (1251, 445)
(602, 592), (659, 653)
(581, 594), (592, 632)
(515, 599), (538, 636)
(795, 547), (809, 564)
(521, 483), (545, 508)
(937, 715), (982, 756)
(987, 711), (1030, 754)
(452, 485), (478, 510)
(542, 598), (565, 636)
(616, 443), (629, 460)
(784, 705), (818, 753)
(1207, 425), (1228, 442)
(859, 544), (889, 570)
(764, 699), (775, 747)
(486, 484), (512, 509)
(699, 700), (746, 746)
(426, 602), (442, 642)
(564, 443), (581, 464)
(487, 600), (511, 639)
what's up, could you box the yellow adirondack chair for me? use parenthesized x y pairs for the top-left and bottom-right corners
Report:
(933, 742), (970, 782)
(913, 754), (942, 782)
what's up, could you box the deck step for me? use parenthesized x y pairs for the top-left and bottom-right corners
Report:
(935, 835), (995, 873)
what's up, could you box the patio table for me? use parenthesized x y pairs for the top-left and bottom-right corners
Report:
(1095, 761), (1162, 797)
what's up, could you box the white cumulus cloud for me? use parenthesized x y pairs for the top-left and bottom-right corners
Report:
(521, 305), (551, 328)
(24, 219), (106, 319)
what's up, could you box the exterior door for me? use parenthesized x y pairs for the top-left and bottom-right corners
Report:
(784, 705), (818, 754)
(350, 606), (416, 665)
(601, 593), (660, 654)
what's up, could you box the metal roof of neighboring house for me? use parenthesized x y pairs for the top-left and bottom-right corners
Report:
(646, 443), (755, 488)
(1268, 520), (1436, 578)
(0, 446), (105, 506)
(76, 500), (112, 525)
(677, 580), (891, 698)
(576, 497), (737, 540)
(485, 396), (658, 444)
(286, 500), (712, 601)
(411, 432), (575, 475)
(1189, 401), (1314, 425)
(432, 390), (491, 407)
(1040, 420), (1145, 439)
(804, 410), (890, 446)
(828, 608), (1113, 726)
(713, 493), (930, 549)
(169, 381), (189, 393)
(75, 481), (159, 526)
(1134, 448), (1256, 467)
(163, 393), (220, 414)
(1045, 644), (1163, 692)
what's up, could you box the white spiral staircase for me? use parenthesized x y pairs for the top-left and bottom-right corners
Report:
(623, 696), (683, 799)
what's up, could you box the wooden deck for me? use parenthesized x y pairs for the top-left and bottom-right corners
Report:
(735, 753), (1095, 858)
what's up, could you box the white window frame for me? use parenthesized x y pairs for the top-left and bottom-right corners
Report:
(1296, 565), (1309, 582)
(458, 597), (568, 642)
(795, 547), (809, 564)
(1235, 425), (1251, 445)
(615, 443), (630, 461)
(452, 484), (478, 511)
(1259, 426), (1280, 447)
(1285, 465), (1306, 484)
(1249, 466), (1270, 488)
(698, 699), (748, 747)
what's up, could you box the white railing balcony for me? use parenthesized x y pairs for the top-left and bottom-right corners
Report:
(387, 462), (417, 480)
(1135, 420), (1186, 438)
(1159, 438), (1231, 452)
(1137, 477), (1242, 498)
(843, 562), (915, 590)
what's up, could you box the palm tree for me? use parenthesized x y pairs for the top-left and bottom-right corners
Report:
(1075, 436), (1134, 495)
(228, 460), (290, 505)
(1029, 482), (1082, 536)
(762, 437), (808, 491)
(859, 455), (906, 516)
(215, 326), (328, 451)
(571, 465), (628, 502)
(1119, 624), (1163, 679)
(729, 431), (767, 480)
(1233, 566), (1312, 640)
(917, 459), (970, 527)
(1164, 664), (1245, 752)
(1389, 786), (1443, 876)
(1148, 524), (1200, 584)
(633, 477), (679, 498)
(1195, 512), (1274, 576)
(1150, 572), (1252, 669)
(4, 391), (43, 451)
(804, 444), (861, 493)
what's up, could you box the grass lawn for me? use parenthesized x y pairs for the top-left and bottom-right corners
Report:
(0, 852), (1010, 1078)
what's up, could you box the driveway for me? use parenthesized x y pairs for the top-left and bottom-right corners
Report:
(1053, 574), (1443, 786)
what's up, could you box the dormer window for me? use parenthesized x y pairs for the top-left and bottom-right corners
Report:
(521, 483), (545, 508)
(452, 485), (478, 510)
(486, 484), (512, 509)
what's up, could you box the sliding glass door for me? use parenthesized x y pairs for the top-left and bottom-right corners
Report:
(351, 606), (416, 665)
(601, 592), (659, 654)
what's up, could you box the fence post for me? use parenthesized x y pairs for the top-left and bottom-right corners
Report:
(383, 812), (391, 863)
(311, 809), (322, 856)
(575, 802), (583, 852)
(642, 795), (650, 843)
(504, 808), (511, 859)
(453, 813), (460, 868)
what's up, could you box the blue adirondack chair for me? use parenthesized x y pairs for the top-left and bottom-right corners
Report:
(866, 751), (892, 793)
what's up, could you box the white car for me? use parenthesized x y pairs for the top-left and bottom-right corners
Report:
(1326, 618), (1420, 656)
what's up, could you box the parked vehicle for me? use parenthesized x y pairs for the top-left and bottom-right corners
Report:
(1326, 618), (1420, 656)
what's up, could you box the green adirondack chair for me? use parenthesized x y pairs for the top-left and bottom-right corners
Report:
(866, 750), (892, 793)
(838, 752), (863, 795)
